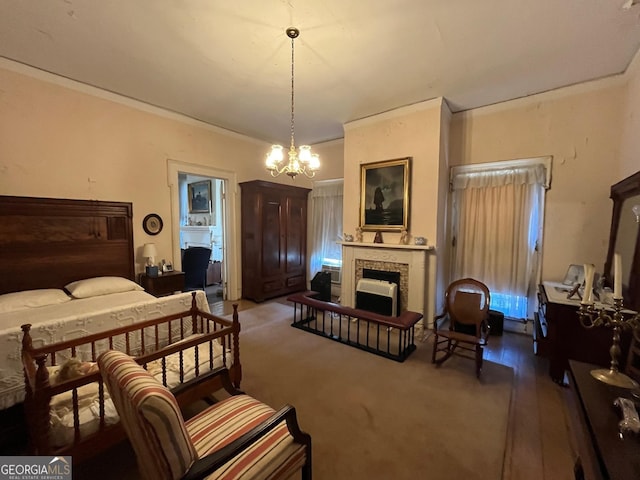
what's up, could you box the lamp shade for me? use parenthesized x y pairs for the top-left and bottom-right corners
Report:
(143, 243), (157, 258)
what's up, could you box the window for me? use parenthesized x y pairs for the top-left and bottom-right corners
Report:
(450, 158), (550, 320)
(309, 180), (344, 280)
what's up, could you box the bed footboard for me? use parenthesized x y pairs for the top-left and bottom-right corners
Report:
(21, 294), (241, 463)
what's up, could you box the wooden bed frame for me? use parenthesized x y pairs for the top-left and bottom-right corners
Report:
(0, 195), (242, 461)
(0, 195), (136, 293)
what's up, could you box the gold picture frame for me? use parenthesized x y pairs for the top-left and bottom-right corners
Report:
(360, 157), (411, 232)
(188, 180), (212, 214)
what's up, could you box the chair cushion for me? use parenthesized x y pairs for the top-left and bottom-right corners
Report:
(98, 350), (197, 480)
(186, 395), (307, 480)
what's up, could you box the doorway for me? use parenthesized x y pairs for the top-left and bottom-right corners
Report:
(179, 173), (225, 302)
(167, 160), (240, 303)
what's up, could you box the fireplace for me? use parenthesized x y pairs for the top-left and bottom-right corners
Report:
(340, 242), (434, 331)
(356, 269), (401, 316)
(356, 278), (399, 316)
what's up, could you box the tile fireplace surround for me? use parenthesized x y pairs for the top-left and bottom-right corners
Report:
(340, 241), (434, 333)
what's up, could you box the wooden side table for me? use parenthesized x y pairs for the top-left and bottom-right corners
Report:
(140, 271), (185, 297)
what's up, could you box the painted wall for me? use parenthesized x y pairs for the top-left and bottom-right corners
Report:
(449, 77), (627, 283)
(0, 60), (345, 298)
(343, 98), (446, 322)
(343, 99), (445, 246)
(2, 50), (639, 305)
(302, 138), (345, 183)
(0, 64), (251, 287)
(620, 49), (640, 179)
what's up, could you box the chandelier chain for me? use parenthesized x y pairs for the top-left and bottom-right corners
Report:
(290, 33), (295, 149)
(265, 27), (319, 179)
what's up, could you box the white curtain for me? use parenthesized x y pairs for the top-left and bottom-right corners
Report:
(309, 180), (344, 277)
(451, 164), (546, 319)
(178, 174), (189, 248)
(178, 174), (189, 225)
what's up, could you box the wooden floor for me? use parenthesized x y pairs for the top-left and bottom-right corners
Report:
(484, 330), (576, 480)
(77, 297), (578, 480)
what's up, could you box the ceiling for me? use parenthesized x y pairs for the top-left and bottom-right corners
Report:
(1, 0), (640, 145)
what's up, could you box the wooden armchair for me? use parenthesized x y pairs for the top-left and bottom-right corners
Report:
(98, 350), (312, 480)
(432, 278), (491, 378)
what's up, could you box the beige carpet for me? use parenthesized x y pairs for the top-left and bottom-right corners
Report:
(233, 302), (514, 480)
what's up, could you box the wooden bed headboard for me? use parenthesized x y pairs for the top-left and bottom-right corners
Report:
(0, 196), (135, 294)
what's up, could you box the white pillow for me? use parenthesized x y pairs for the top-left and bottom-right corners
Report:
(0, 289), (72, 314)
(65, 276), (144, 299)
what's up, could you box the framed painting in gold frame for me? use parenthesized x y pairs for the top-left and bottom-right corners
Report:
(188, 180), (212, 214)
(359, 157), (411, 231)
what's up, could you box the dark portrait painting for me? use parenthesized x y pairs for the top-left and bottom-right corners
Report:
(188, 180), (212, 213)
(360, 157), (411, 231)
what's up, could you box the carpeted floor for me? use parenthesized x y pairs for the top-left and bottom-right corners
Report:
(78, 301), (514, 480)
(233, 302), (514, 480)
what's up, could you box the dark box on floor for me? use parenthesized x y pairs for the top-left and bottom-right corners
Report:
(488, 309), (504, 336)
(452, 309), (504, 336)
(310, 271), (331, 302)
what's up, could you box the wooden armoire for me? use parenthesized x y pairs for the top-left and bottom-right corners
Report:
(240, 180), (311, 302)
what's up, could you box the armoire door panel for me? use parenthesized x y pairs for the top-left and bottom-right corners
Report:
(261, 198), (284, 277)
(285, 196), (307, 273)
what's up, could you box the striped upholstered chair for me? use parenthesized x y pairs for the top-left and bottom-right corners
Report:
(98, 350), (311, 480)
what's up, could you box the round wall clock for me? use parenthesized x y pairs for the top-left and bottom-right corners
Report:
(142, 213), (163, 235)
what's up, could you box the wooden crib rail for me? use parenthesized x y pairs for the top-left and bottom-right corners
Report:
(20, 296), (241, 463)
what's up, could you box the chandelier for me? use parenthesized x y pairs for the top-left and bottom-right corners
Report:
(265, 27), (320, 179)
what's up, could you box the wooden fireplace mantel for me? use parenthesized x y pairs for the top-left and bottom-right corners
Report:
(339, 241), (434, 251)
(340, 242), (434, 328)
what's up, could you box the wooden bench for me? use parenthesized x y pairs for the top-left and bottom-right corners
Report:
(287, 291), (423, 362)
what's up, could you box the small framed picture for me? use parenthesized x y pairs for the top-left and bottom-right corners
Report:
(142, 213), (163, 236)
(188, 180), (212, 213)
(163, 262), (174, 273)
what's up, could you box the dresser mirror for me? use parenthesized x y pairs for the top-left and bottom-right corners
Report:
(604, 171), (640, 311)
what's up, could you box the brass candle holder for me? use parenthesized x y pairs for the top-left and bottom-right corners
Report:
(578, 297), (640, 389)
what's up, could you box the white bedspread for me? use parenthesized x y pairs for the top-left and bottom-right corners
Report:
(0, 290), (210, 409)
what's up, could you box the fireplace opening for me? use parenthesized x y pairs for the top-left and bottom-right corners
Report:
(356, 269), (401, 316)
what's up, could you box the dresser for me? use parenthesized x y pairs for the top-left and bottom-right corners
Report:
(240, 180), (311, 302)
(535, 282), (632, 383)
(566, 360), (640, 480)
